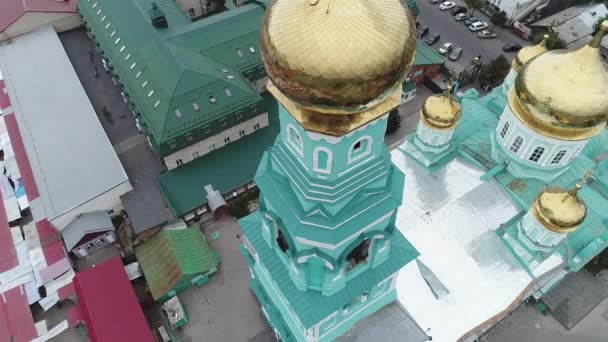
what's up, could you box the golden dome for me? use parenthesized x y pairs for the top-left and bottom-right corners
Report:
(512, 34), (548, 72)
(260, 0), (417, 114)
(532, 185), (586, 233)
(420, 85), (461, 130)
(512, 21), (608, 140)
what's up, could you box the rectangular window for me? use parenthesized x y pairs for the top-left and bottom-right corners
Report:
(110, 30), (116, 37)
(193, 102), (200, 111)
(176, 159), (184, 166)
(142, 80), (148, 88)
(249, 46), (256, 53)
(174, 109), (182, 118)
(193, 151), (199, 158)
(236, 49), (244, 58)
(114, 37), (121, 45)
(120, 46), (125, 52)
(188, 8), (195, 16)
(209, 95), (216, 104)
(224, 88), (232, 97)
(105, 23), (111, 29)
(224, 137), (231, 144)
(239, 130), (245, 137)
(130, 62), (136, 69)
(136, 71), (142, 78)
(97, 9), (102, 15)
(253, 123), (260, 130)
(125, 54), (131, 61)
(147, 90), (154, 97)
(209, 144), (216, 151)
(101, 15), (106, 22)
(153, 100), (161, 108)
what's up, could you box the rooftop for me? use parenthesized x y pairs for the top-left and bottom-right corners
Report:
(73, 256), (155, 342)
(413, 41), (445, 66)
(0, 0), (76, 32)
(0, 27), (129, 223)
(77, 0), (266, 152)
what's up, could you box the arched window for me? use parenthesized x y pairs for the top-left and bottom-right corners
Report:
(550, 150), (567, 165)
(509, 136), (523, 153)
(346, 239), (371, 271)
(529, 146), (545, 162)
(348, 136), (373, 164)
(287, 124), (303, 156)
(313, 147), (332, 173)
(500, 122), (509, 139)
(276, 229), (289, 253)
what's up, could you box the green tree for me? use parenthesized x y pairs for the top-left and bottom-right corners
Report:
(464, 0), (484, 15)
(544, 32), (566, 50)
(478, 54), (510, 90)
(490, 11), (508, 28)
(385, 108), (401, 135)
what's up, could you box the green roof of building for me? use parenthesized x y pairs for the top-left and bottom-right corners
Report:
(136, 225), (219, 300)
(77, 0), (266, 153)
(414, 42), (444, 66)
(240, 212), (419, 327)
(157, 92), (279, 216)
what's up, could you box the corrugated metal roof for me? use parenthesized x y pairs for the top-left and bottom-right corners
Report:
(0, 27), (130, 224)
(136, 226), (219, 300)
(413, 42), (445, 66)
(0, 285), (37, 342)
(61, 211), (114, 251)
(74, 256), (155, 342)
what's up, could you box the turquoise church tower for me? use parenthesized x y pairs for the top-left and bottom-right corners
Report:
(238, 1), (419, 341)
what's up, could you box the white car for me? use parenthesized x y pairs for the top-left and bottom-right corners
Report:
(469, 21), (488, 31)
(438, 42), (453, 55)
(439, 1), (455, 10)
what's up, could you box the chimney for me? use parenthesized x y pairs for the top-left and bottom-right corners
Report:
(149, 3), (168, 29)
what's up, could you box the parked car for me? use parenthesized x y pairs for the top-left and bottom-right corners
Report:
(469, 21), (488, 31)
(417, 24), (430, 38)
(439, 1), (455, 10)
(464, 16), (480, 26)
(477, 30), (497, 39)
(502, 43), (523, 52)
(438, 42), (454, 55)
(454, 13), (470, 21)
(450, 6), (467, 15)
(430, 0), (442, 4)
(425, 32), (441, 45)
(449, 47), (464, 61)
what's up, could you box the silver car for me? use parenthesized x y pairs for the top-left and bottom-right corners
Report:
(448, 47), (463, 61)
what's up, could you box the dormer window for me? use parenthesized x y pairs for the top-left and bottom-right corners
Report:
(249, 46), (256, 53)
(236, 49), (244, 58)
(209, 95), (217, 104)
(193, 102), (200, 111)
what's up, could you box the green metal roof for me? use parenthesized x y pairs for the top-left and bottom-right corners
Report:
(413, 42), (444, 66)
(136, 225), (219, 300)
(157, 92), (280, 216)
(240, 212), (419, 327)
(407, 0), (420, 16)
(77, 0), (265, 152)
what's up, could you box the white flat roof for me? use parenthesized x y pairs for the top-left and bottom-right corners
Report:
(391, 152), (542, 342)
(0, 27), (128, 221)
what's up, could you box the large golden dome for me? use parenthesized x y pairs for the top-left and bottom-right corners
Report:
(420, 85), (461, 130)
(512, 22), (608, 140)
(512, 34), (548, 72)
(260, 0), (417, 114)
(532, 185), (586, 233)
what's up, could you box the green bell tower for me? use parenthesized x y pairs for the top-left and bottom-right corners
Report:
(238, 1), (419, 341)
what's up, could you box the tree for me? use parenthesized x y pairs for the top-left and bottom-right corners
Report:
(544, 32), (566, 50)
(385, 108), (401, 135)
(478, 54), (510, 91)
(464, 0), (484, 15)
(490, 11), (508, 28)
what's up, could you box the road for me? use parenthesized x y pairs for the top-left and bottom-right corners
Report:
(416, 0), (529, 72)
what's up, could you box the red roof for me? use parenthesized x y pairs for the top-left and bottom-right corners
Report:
(0, 285), (37, 342)
(74, 257), (155, 342)
(0, 0), (77, 32)
(4, 113), (40, 201)
(0, 165), (17, 273)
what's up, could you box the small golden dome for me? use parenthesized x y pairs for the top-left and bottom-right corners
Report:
(260, 0), (417, 114)
(532, 185), (586, 233)
(513, 22), (608, 140)
(512, 34), (548, 72)
(420, 86), (461, 130)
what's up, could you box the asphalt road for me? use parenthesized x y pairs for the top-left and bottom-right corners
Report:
(416, 0), (529, 72)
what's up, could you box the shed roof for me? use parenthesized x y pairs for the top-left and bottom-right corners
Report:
(0, 285), (37, 342)
(136, 225), (219, 300)
(0, 27), (130, 223)
(0, 0), (76, 32)
(74, 256), (154, 342)
(62, 211), (114, 251)
(414, 42), (444, 66)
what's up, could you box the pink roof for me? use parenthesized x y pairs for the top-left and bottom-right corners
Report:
(0, 80), (11, 110)
(4, 113), (40, 201)
(0, 286), (37, 342)
(0, 0), (77, 32)
(0, 166), (17, 273)
(74, 257), (155, 342)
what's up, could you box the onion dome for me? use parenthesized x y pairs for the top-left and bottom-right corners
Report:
(512, 34), (548, 72)
(420, 85), (461, 130)
(532, 184), (586, 233)
(260, 0), (417, 115)
(512, 21), (608, 140)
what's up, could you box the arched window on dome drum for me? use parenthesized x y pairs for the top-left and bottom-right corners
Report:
(529, 146), (545, 162)
(551, 150), (567, 165)
(346, 239), (371, 272)
(510, 136), (524, 153)
(313, 147), (332, 174)
(500, 122), (509, 139)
